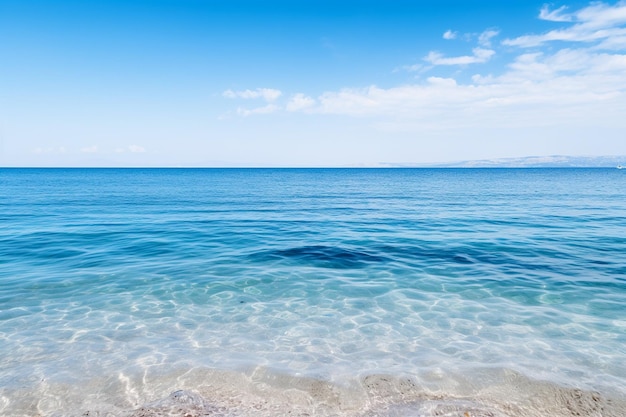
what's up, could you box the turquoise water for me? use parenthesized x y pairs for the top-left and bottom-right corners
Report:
(1, 168), (625, 416)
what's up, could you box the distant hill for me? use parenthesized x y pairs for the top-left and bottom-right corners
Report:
(384, 155), (626, 168)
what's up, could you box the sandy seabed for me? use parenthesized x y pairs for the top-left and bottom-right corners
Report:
(4, 367), (625, 417)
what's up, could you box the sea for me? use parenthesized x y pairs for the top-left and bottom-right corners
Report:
(0, 168), (625, 417)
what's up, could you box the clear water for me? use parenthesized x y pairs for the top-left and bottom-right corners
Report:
(1, 168), (625, 416)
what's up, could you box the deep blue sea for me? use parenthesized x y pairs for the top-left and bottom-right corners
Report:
(1, 168), (625, 416)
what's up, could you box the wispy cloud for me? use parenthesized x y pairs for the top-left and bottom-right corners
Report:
(221, 2), (626, 130)
(423, 28), (499, 67)
(116, 145), (146, 153)
(504, 1), (626, 47)
(33, 146), (66, 154)
(425, 47), (495, 66)
(286, 94), (316, 112)
(223, 88), (283, 116)
(223, 88), (282, 102)
(278, 4), (626, 128)
(128, 145), (146, 153)
(236, 104), (279, 117)
(80, 145), (98, 153)
(539, 5), (573, 22)
(478, 29), (500, 47)
(292, 62), (624, 127)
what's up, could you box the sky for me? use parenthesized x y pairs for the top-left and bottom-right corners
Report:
(1, 0), (626, 167)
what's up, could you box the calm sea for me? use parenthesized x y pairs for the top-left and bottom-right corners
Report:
(1, 168), (625, 416)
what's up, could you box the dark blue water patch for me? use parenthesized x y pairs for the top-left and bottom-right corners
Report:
(247, 240), (585, 273)
(250, 245), (391, 269)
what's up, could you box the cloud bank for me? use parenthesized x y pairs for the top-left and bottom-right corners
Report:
(223, 1), (626, 131)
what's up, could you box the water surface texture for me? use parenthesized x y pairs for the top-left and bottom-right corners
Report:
(1, 168), (625, 416)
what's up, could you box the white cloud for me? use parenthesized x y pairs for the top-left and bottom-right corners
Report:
(597, 34), (626, 49)
(443, 30), (457, 40)
(220, 2), (626, 134)
(286, 94), (316, 112)
(427, 77), (458, 87)
(504, 26), (626, 47)
(398, 63), (423, 72)
(128, 145), (146, 153)
(223, 88), (282, 102)
(506, 49), (618, 79)
(416, 29), (498, 70)
(478, 29), (500, 47)
(226, 92), (315, 116)
(505, 2), (626, 47)
(236, 104), (279, 117)
(81, 145), (98, 153)
(33, 146), (66, 154)
(539, 5), (573, 22)
(279, 44), (626, 133)
(441, 29), (498, 45)
(578, 1), (626, 29)
(116, 145), (146, 153)
(425, 47), (495, 65)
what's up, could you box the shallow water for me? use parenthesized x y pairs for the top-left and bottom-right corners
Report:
(1, 168), (625, 416)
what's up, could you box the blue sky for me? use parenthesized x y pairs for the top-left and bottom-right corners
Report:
(1, 0), (625, 166)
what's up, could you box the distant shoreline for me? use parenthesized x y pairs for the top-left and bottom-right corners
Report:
(3, 154), (625, 169)
(0, 165), (623, 169)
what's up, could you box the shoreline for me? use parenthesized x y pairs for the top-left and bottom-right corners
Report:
(3, 366), (625, 417)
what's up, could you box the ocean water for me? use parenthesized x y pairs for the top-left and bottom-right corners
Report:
(0, 168), (625, 417)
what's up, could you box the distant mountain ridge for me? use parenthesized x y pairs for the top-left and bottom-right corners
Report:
(384, 155), (626, 168)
